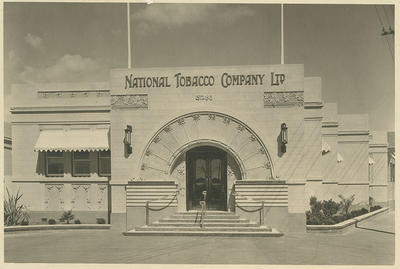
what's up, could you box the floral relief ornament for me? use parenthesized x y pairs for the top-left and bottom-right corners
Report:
(111, 94), (148, 108)
(264, 91), (304, 107)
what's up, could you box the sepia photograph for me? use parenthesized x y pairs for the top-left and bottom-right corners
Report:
(3, 1), (396, 265)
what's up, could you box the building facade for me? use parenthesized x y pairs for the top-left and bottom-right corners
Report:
(7, 64), (394, 231)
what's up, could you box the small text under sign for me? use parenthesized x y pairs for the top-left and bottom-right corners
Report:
(195, 95), (213, 102)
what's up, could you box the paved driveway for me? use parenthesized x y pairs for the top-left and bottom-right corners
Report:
(4, 210), (394, 264)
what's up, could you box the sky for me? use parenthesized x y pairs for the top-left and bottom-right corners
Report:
(3, 3), (395, 131)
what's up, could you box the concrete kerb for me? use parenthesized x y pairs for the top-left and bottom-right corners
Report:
(306, 207), (389, 232)
(5, 224), (111, 232)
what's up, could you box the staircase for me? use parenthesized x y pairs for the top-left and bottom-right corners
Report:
(123, 211), (283, 236)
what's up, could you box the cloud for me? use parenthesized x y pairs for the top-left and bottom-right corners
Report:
(24, 33), (43, 50)
(19, 54), (103, 83)
(133, 4), (255, 35)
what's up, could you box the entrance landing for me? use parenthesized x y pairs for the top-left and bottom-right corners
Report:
(123, 211), (283, 237)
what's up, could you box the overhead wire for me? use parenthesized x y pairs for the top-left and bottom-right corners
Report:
(374, 5), (394, 62)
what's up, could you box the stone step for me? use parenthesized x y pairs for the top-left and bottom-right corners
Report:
(135, 226), (273, 232)
(158, 218), (250, 223)
(174, 211), (235, 215)
(151, 221), (259, 227)
(170, 214), (240, 220)
(123, 228), (283, 237)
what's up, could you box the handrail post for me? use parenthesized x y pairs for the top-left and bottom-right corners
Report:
(260, 201), (265, 226)
(145, 201), (149, 226)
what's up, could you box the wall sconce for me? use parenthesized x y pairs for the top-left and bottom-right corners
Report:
(280, 123), (288, 153)
(124, 125), (132, 155)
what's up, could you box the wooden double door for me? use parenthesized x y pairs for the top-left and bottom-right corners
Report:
(186, 146), (227, 211)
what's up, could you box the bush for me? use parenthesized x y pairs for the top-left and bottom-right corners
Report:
(338, 194), (355, 218)
(332, 214), (346, 223)
(96, 218), (106, 224)
(21, 219), (29, 225)
(74, 219), (81, 224)
(48, 218), (56, 225)
(370, 205), (382, 212)
(350, 208), (369, 218)
(306, 196), (343, 225)
(321, 199), (340, 218)
(306, 196), (368, 225)
(4, 188), (30, 226)
(60, 210), (74, 224)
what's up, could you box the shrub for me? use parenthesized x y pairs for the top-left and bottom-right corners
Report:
(350, 208), (369, 218)
(4, 188), (30, 226)
(306, 196), (362, 225)
(96, 218), (106, 224)
(21, 219), (29, 225)
(332, 214), (346, 223)
(48, 218), (56, 225)
(74, 219), (81, 224)
(59, 210), (74, 224)
(338, 194), (355, 218)
(370, 205), (382, 212)
(321, 199), (340, 218)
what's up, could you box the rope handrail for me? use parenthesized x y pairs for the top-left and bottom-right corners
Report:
(145, 190), (180, 205)
(144, 189), (180, 226)
(147, 192), (179, 212)
(233, 191), (265, 224)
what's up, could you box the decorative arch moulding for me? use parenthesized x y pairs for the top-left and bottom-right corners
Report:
(138, 111), (275, 181)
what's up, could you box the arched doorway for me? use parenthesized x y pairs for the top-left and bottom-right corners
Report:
(139, 111), (274, 181)
(186, 146), (227, 211)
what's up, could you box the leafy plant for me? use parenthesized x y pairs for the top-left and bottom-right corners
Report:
(48, 218), (56, 225)
(370, 205), (382, 212)
(4, 188), (30, 226)
(350, 208), (369, 218)
(74, 219), (81, 224)
(96, 218), (106, 224)
(321, 199), (340, 218)
(338, 194), (355, 218)
(60, 210), (74, 224)
(306, 196), (369, 225)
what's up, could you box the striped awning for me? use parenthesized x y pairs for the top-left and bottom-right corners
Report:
(34, 128), (109, 152)
(337, 152), (344, 163)
(322, 140), (331, 153)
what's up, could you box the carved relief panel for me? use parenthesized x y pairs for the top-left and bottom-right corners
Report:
(44, 184), (64, 211)
(71, 184), (91, 210)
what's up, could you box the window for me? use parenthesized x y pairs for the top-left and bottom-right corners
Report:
(46, 152), (64, 177)
(98, 150), (111, 176)
(73, 151), (90, 177)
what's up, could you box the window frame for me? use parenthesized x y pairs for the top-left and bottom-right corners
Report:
(72, 151), (91, 177)
(98, 150), (111, 177)
(45, 151), (65, 177)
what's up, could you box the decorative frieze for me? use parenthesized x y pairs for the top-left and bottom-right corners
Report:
(38, 90), (109, 98)
(111, 94), (148, 108)
(264, 91), (304, 107)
